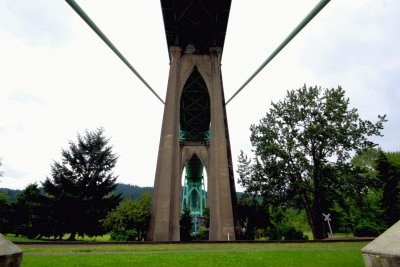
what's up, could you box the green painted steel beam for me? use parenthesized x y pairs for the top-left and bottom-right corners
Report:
(225, 0), (331, 105)
(65, 0), (165, 104)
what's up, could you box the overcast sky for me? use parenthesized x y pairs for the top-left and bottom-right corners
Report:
(1, 0), (399, 190)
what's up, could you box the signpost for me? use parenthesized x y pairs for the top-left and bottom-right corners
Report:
(323, 213), (334, 238)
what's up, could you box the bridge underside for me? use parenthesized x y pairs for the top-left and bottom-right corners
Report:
(161, 0), (231, 54)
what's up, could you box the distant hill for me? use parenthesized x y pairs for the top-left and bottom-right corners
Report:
(1, 184), (243, 202)
(114, 183), (153, 200)
(0, 188), (22, 202)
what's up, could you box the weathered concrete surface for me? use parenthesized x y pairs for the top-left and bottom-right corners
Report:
(362, 220), (400, 267)
(146, 47), (237, 241)
(0, 234), (22, 267)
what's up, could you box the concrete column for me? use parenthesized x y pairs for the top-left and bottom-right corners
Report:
(147, 47), (182, 241)
(208, 48), (236, 241)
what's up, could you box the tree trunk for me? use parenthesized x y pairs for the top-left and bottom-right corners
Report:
(312, 171), (327, 239)
(68, 232), (76, 241)
(311, 158), (328, 240)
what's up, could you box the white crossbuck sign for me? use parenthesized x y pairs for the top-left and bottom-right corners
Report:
(322, 213), (334, 238)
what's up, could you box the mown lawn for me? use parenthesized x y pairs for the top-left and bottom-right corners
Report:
(20, 242), (367, 267)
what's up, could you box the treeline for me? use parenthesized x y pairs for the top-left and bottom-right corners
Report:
(0, 184), (152, 204)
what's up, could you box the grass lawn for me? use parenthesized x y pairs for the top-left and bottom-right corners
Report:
(22, 250), (364, 267)
(20, 242), (367, 267)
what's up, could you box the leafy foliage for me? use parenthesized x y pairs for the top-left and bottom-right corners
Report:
(0, 192), (11, 233)
(0, 188), (22, 203)
(375, 151), (400, 227)
(239, 85), (386, 239)
(180, 207), (193, 241)
(42, 128), (121, 240)
(354, 222), (381, 237)
(103, 192), (152, 241)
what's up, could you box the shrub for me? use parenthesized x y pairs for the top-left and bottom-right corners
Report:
(282, 226), (308, 240)
(266, 225), (308, 241)
(192, 227), (209, 240)
(354, 222), (381, 237)
(110, 229), (138, 241)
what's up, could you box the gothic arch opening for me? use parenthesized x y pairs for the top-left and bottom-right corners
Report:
(179, 67), (211, 141)
(181, 154), (207, 216)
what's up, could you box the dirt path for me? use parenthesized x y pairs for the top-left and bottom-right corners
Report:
(23, 246), (363, 255)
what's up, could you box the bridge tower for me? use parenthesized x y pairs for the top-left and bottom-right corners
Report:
(147, 0), (238, 241)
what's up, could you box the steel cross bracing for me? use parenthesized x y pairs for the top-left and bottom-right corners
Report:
(66, 0), (331, 106)
(180, 68), (211, 141)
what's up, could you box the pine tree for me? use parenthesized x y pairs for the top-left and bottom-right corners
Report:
(42, 128), (121, 240)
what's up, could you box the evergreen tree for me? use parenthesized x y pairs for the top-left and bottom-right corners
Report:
(11, 184), (47, 238)
(42, 128), (121, 240)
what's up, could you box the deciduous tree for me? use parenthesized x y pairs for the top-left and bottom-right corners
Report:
(239, 85), (386, 239)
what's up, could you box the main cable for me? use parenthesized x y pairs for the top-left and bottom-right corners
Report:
(225, 0), (331, 105)
(65, 0), (165, 104)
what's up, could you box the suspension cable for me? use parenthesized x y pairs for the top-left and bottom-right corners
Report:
(225, 0), (331, 105)
(65, 0), (165, 104)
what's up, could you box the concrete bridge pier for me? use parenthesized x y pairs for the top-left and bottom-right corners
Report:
(146, 46), (237, 241)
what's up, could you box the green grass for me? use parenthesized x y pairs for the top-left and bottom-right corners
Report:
(19, 242), (367, 266)
(22, 250), (364, 267)
(20, 242), (368, 253)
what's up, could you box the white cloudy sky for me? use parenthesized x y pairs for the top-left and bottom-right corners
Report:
(0, 0), (399, 190)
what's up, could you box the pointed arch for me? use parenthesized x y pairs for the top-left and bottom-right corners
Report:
(180, 67), (211, 141)
(181, 153), (208, 216)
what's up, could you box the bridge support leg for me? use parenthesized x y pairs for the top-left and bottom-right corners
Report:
(146, 47), (182, 241)
(207, 48), (237, 241)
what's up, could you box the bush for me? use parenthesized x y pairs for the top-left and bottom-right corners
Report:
(283, 226), (308, 240)
(192, 227), (209, 240)
(354, 222), (381, 237)
(110, 229), (138, 241)
(266, 225), (308, 241)
(266, 226), (282, 240)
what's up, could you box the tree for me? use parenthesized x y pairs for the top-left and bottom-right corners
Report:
(103, 192), (152, 241)
(180, 207), (193, 241)
(11, 183), (48, 238)
(0, 192), (11, 233)
(375, 151), (400, 227)
(42, 128), (121, 240)
(239, 85), (386, 239)
(236, 195), (270, 240)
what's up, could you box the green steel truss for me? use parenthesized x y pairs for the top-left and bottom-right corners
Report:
(181, 155), (207, 216)
(180, 67), (211, 141)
